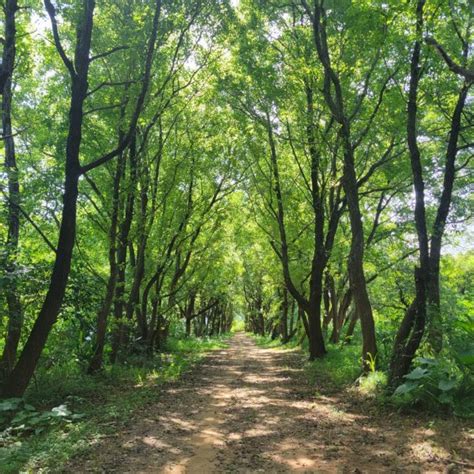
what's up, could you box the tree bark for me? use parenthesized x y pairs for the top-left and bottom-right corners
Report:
(279, 286), (289, 342)
(0, 0), (22, 379)
(110, 138), (138, 363)
(87, 148), (125, 373)
(1, 0), (94, 397)
(306, 2), (377, 370)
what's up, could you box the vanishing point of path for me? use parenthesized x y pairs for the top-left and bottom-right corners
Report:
(74, 333), (473, 473)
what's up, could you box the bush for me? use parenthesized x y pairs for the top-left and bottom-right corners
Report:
(392, 354), (474, 417)
(0, 398), (84, 437)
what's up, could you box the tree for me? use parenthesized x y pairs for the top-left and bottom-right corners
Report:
(2, 0), (161, 397)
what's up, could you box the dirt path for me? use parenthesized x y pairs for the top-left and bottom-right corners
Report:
(76, 333), (473, 473)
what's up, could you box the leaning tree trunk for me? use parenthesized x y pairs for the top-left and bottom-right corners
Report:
(1, 1), (94, 397)
(342, 132), (377, 370)
(388, 268), (426, 389)
(307, 2), (377, 371)
(388, 0), (429, 389)
(2, 171), (81, 397)
(426, 84), (468, 353)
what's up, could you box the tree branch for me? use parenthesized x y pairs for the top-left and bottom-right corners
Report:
(43, 0), (76, 78)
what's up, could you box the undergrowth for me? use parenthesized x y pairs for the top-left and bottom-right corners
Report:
(251, 331), (474, 418)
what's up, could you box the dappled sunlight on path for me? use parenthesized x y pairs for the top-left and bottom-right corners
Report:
(73, 334), (473, 473)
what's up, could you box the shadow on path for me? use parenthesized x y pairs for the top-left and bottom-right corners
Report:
(72, 333), (473, 473)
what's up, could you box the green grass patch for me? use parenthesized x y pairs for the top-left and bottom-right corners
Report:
(0, 335), (229, 473)
(305, 342), (362, 390)
(250, 331), (387, 395)
(251, 333), (301, 350)
(357, 371), (388, 396)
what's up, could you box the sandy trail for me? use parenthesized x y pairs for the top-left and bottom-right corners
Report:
(75, 333), (473, 473)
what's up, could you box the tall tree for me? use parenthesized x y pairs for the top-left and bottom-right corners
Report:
(2, 0), (161, 397)
(0, 0), (22, 379)
(389, 0), (472, 387)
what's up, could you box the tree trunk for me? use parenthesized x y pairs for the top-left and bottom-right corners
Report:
(307, 270), (327, 359)
(87, 150), (125, 373)
(110, 138), (137, 363)
(280, 287), (290, 342)
(307, 2), (377, 371)
(1, 1), (94, 397)
(342, 134), (377, 369)
(343, 309), (357, 343)
(388, 268), (426, 389)
(388, 0), (429, 388)
(0, 0), (22, 380)
(426, 84), (468, 353)
(125, 164), (149, 341)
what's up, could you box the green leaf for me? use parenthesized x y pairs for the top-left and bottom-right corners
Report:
(394, 382), (417, 395)
(0, 398), (23, 412)
(404, 367), (429, 380)
(438, 392), (454, 405)
(438, 379), (457, 392)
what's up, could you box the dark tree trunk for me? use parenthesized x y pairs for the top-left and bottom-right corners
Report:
(0, 0), (22, 380)
(267, 112), (329, 359)
(341, 125), (377, 369)
(126, 165), (149, 341)
(1, 0), (94, 397)
(426, 84), (468, 353)
(388, 1), (429, 388)
(298, 303), (310, 339)
(307, 303), (326, 359)
(343, 309), (358, 344)
(110, 138), (137, 363)
(322, 276), (332, 332)
(280, 287), (289, 342)
(325, 274), (339, 343)
(288, 298), (295, 339)
(87, 150), (125, 373)
(307, 263), (327, 359)
(307, 3), (377, 370)
(389, 268), (426, 388)
(331, 288), (351, 343)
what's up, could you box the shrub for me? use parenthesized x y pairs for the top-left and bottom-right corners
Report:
(392, 353), (474, 417)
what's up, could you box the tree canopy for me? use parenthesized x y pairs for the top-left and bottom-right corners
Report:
(0, 0), (472, 422)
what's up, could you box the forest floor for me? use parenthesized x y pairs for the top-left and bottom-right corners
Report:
(69, 333), (473, 473)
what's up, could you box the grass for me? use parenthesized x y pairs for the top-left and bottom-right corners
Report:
(252, 335), (368, 393)
(252, 333), (301, 350)
(305, 343), (362, 390)
(0, 335), (229, 473)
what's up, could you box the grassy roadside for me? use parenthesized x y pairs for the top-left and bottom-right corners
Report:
(249, 332), (474, 418)
(249, 332), (380, 393)
(0, 335), (229, 473)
